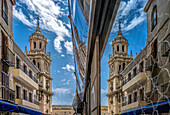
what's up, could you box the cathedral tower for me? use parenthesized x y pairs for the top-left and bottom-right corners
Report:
(26, 20), (53, 114)
(107, 24), (133, 115)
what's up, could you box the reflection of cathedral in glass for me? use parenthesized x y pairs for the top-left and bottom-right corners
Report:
(73, 24), (87, 82)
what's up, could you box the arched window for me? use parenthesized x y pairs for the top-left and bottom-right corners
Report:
(123, 63), (125, 70)
(119, 65), (121, 72)
(33, 59), (36, 65)
(117, 45), (119, 52)
(2, 0), (8, 24)
(122, 45), (124, 52)
(39, 42), (42, 49)
(151, 5), (157, 31)
(37, 62), (40, 70)
(34, 42), (36, 49)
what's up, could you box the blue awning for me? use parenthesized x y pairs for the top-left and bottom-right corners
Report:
(121, 100), (170, 115)
(18, 105), (42, 115)
(0, 100), (18, 112)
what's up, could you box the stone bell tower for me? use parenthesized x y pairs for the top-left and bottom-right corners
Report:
(26, 19), (53, 114)
(107, 23), (133, 115)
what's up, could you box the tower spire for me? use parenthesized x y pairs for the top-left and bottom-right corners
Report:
(36, 16), (41, 32)
(119, 20), (121, 30)
(118, 20), (122, 35)
(37, 16), (40, 27)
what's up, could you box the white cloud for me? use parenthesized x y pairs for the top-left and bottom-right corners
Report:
(64, 41), (73, 55)
(57, 70), (60, 73)
(54, 36), (64, 53)
(14, 0), (70, 54)
(72, 73), (76, 79)
(125, 12), (145, 31)
(111, 0), (147, 33)
(13, 7), (34, 27)
(53, 88), (71, 96)
(63, 79), (71, 85)
(101, 96), (108, 106)
(52, 96), (73, 105)
(62, 64), (75, 71)
(101, 89), (108, 94)
(61, 79), (66, 82)
(121, 0), (138, 17)
(61, 54), (65, 57)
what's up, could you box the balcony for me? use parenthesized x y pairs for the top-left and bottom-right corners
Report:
(1, 71), (15, 102)
(122, 70), (147, 91)
(13, 68), (38, 89)
(1, 46), (14, 67)
(121, 99), (146, 111)
(15, 95), (39, 110)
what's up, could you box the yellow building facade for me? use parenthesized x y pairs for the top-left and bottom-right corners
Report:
(52, 105), (74, 115)
(13, 41), (40, 111)
(0, 0), (46, 114)
(52, 105), (108, 115)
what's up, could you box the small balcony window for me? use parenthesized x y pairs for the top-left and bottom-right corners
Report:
(2, 0), (8, 24)
(16, 85), (20, 99)
(23, 89), (27, 100)
(29, 70), (32, 78)
(133, 68), (137, 77)
(128, 94), (132, 104)
(128, 73), (131, 81)
(16, 58), (20, 69)
(29, 93), (32, 102)
(139, 61), (144, 72)
(134, 92), (137, 102)
(151, 5), (157, 31)
(23, 64), (27, 74)
(140, 88), (144, 101)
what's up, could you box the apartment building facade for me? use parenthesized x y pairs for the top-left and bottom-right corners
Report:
(0, 0), (16, 104)
(0, 0), (42, 114)
(13, 41), (40, 111)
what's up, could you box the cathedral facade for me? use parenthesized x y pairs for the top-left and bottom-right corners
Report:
(26, 23), (53, 114)
(107, 26), (133, 115)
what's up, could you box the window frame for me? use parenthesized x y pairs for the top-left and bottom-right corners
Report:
(151, 5), (157, 31)
(2, 0), (8, 24)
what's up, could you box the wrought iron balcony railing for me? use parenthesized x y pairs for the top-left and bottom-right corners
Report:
(122, 68), (145, 86)
(16, 94), (39, 105)
(16, 64), (38, 83)
(1, 71), (15, 102)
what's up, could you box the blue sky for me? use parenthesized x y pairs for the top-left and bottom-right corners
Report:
(13, 0), (147, 105)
